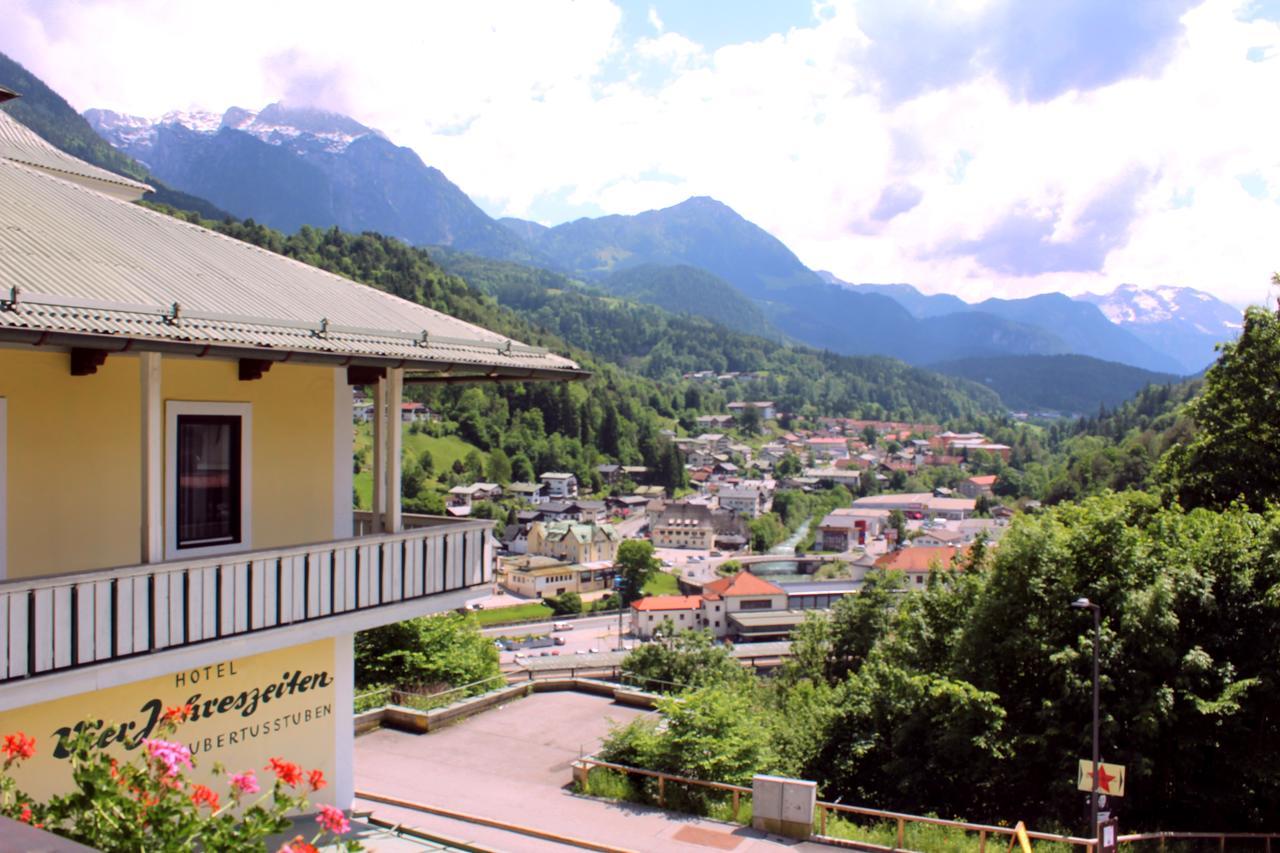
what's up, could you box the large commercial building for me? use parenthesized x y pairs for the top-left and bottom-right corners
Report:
(0, 104), (582, 809)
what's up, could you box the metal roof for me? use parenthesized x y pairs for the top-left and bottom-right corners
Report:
(0, 155), (584, 381)
(0, 107), (152, 201)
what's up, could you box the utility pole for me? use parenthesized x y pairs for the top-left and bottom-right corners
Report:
(1071, 597), (1102, 837)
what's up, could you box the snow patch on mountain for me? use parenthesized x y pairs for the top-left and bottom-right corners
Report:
(87, 104), (383, 154)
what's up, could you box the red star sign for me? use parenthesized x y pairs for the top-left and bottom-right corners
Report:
(1090, 764), (1116, 793)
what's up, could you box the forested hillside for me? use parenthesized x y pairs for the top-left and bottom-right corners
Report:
(429, 247), (1001, 419)
(146, 209), (999, 505)
(930, 354), (1180, 413)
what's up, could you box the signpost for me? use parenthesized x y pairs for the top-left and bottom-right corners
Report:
(1077, 760), (1126, 798)
(1097, 818), (1119, 853)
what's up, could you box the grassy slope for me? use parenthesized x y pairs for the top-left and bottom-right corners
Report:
(352, 422), (487, 509)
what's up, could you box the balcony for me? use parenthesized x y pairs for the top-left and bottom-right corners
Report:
(0, 515), (494, 683)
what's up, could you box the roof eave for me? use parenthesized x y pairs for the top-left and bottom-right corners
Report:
(0, 327), (589, 384)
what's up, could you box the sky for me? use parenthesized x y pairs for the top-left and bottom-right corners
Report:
(3, 0), (1280, 308)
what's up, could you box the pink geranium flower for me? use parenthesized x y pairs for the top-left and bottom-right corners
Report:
(230, 769), (261, 796)
(316, 803), (350, 835)
(143, 739), (192, 777)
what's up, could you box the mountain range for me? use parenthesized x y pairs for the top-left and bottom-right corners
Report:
(0, 47), (1243, 389)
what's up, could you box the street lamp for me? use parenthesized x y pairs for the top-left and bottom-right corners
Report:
(1071, 597), (1102, 836)
(614, 576), (627, 651)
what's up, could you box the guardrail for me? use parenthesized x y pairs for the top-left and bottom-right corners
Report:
(571, 759), (1275, 852)
(0, 518), (493, 682)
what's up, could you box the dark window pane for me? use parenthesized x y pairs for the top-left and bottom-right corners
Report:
(176, 415), (241, 549)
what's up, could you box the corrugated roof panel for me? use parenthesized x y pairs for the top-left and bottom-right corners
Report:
(0, 108), (152, 200)
(0, 155), (583, 379)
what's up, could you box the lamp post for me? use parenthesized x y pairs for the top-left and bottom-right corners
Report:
(1071, 597), (1102, 836)
(614, 576), (627, 651)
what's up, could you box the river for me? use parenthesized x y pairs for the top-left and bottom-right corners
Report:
(750, 518), (813, 582)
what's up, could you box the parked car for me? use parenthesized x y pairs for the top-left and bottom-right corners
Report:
(553, 636), (567, 646)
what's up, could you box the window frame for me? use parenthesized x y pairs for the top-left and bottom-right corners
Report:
(165, 401), (252, 561)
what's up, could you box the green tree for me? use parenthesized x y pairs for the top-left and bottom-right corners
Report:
(1161, 303), (1280, 511)
(621, 629), (745, 692)
(487, 447), (513, 484)
(418, 448), (435, 478)
(748, 513), (786, 552)
(615, 539), (660, 603)
(888, 508), (907, 546)
(355, 612), (500, 690)
(740, 405), (762, 436)
(548, 591), (583, 615)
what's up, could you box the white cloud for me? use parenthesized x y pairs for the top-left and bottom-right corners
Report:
(2, 0), (1278, 307)
(647, 5), (664, 33)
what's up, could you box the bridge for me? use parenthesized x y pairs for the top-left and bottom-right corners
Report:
(717, 550), (863, 571)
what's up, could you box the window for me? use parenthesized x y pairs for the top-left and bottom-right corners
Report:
(166, 402), (251, 559)
(739, 599), (772, 610)
(176, 416), (241, 549)
(0, 397), (5, 580)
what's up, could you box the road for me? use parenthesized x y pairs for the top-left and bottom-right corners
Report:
(482, 614), (635, 666)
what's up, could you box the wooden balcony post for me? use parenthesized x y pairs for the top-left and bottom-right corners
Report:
(140, 353), (163, 562)
(385, 368), (403, 533)
(372, 378), (385, 531)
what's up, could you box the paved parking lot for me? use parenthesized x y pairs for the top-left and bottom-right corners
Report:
(355, 692), (823, 852)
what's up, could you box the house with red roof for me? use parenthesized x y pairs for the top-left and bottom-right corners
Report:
(628, 571), (792, 640)
(959, 474), (998, 499)
(874, 545), (969, 589)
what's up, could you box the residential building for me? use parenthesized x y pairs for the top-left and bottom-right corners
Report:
(540, 472), (579, 500)
(526, 520), (621, 564)
(803, 467), (862, 490)
(0, 103), (583, 810)
(727, 401), (776, 420)
(912, 527), (968, 547)
(596, 463), (623, 485)
(874, 546), (968, 588)
(806, 436), (850, 461)
(621, 465), (650, 484)
(695, 414), (735, 429)
(850, 492), (977, 520)
(817, 514), (865, 551)
(446, 482), (502, 510)
(629, 572), (792, 640)
(701, 572), (788, 638)
(651, 502), (716, 550)
(630, 596), (704, 639)
(400, 401), (435, 422)
(695, 433), (732, 454)
(505, 482), (546, 504)
(959, 475), (998, 498)
(500, 556), (616, 599)
(718, 486), (765, 518)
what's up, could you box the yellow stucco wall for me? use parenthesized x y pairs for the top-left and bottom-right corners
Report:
(0, 638), (338, 805)
(1, 348), (141, 577)
(1, 349), (336, 578)
(163, 358), (335, 552)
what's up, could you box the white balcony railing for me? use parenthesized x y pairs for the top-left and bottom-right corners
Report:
(0, 517), (494, 683)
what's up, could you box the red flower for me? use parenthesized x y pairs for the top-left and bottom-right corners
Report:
(18, 804), (31, 823)
(306, 768), (326, 792)
(2, 732), (35, 761)
(163, 704), (194, 723)
(266, 756), (303, 787)
(190, 784), (220, 811)
(277, 836), (318, 853)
